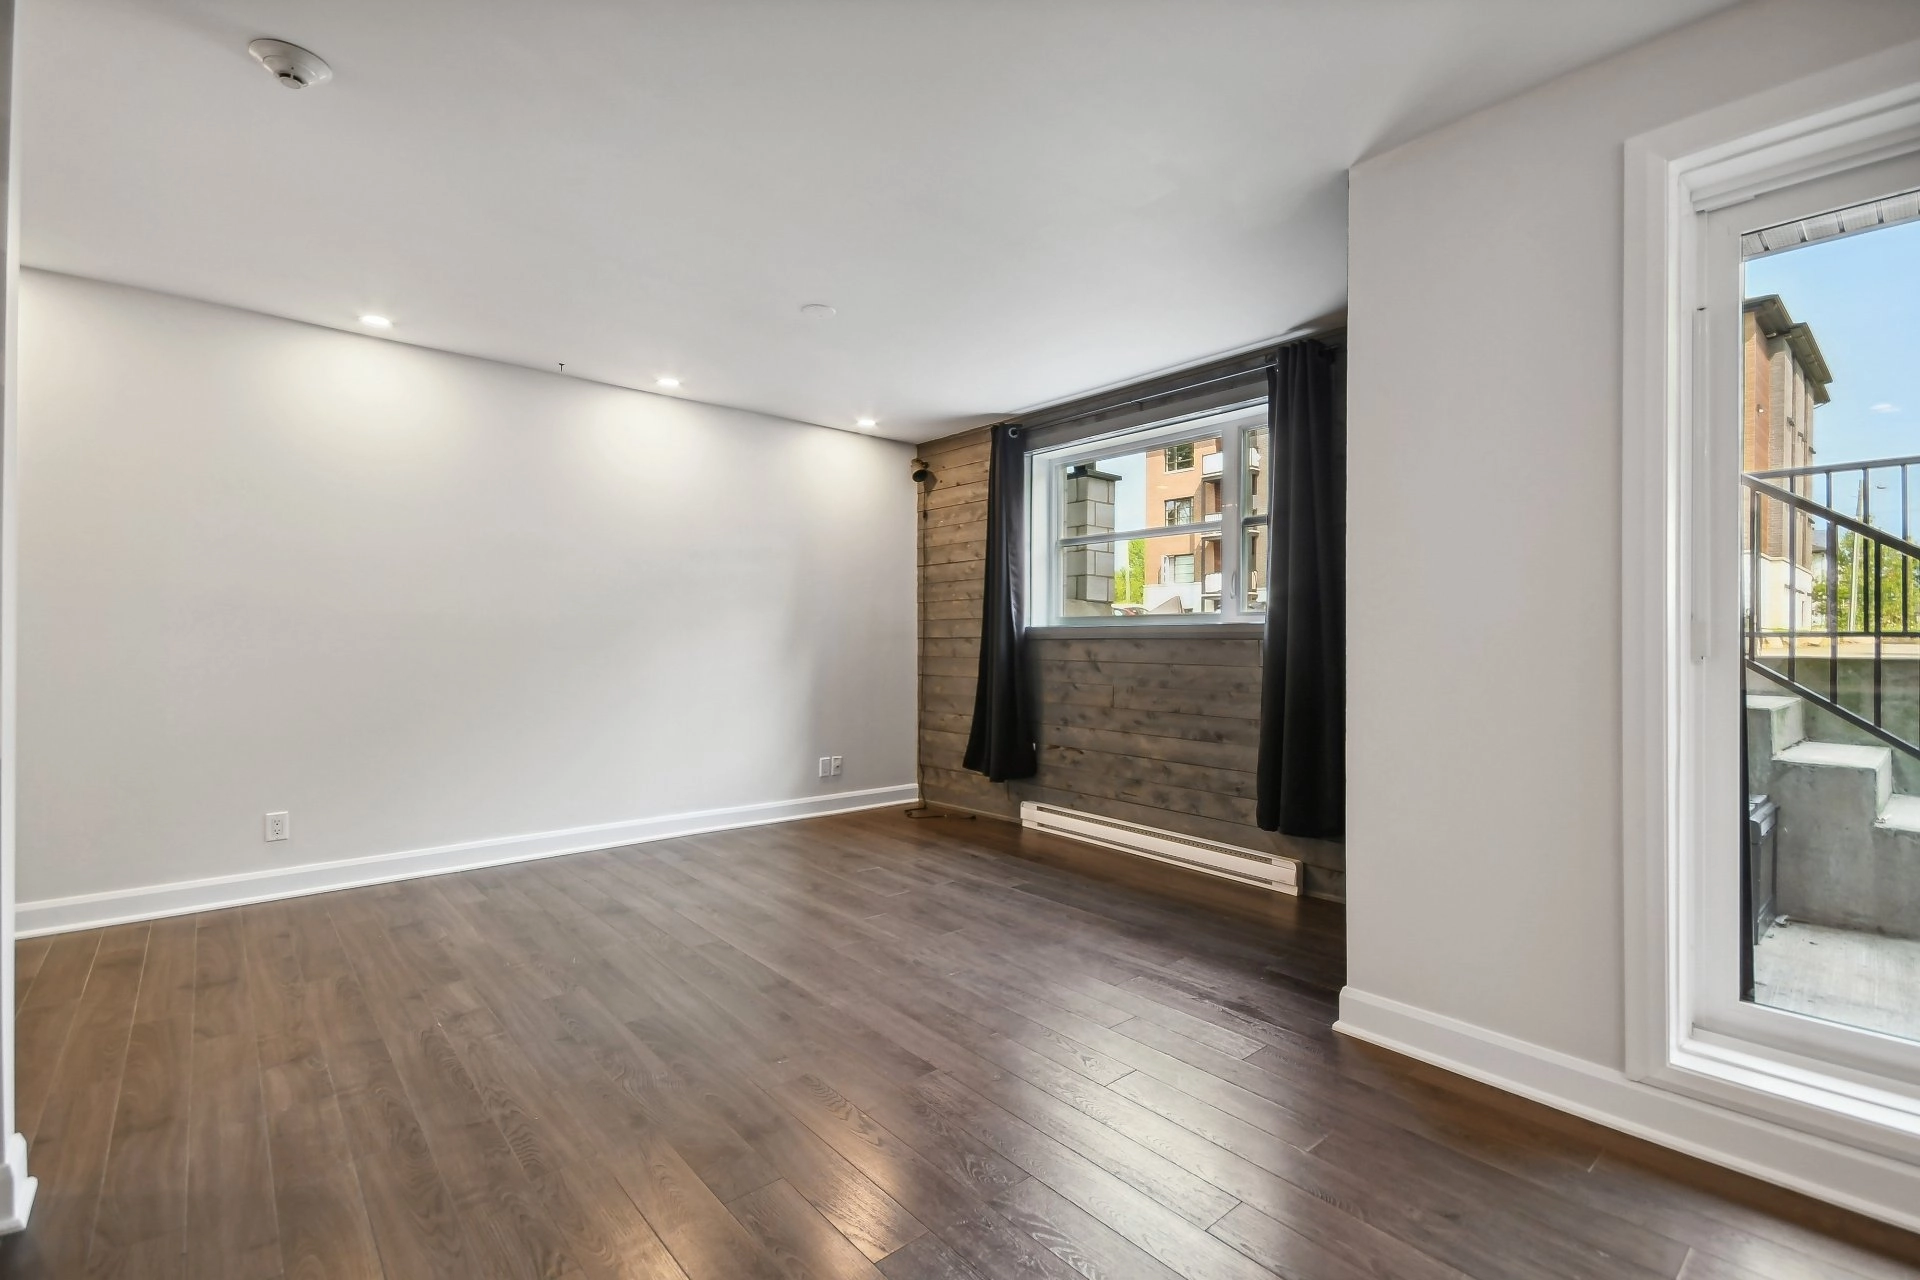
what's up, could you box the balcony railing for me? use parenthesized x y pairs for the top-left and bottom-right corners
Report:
(1748, 453), (1920, 538)
(1745, 460), (1920, 761)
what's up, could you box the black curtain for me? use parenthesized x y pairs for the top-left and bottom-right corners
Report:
(1257, 339), (1344, 837)
(964, 422), (1038, 781)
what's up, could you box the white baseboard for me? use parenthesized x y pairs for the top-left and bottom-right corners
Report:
(17, 784), (919, 938)
(0, 1132), (34, 1235)
(1336, 988), (1920, 1234)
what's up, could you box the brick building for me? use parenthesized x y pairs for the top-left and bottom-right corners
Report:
(1743, 293), (1832, 629)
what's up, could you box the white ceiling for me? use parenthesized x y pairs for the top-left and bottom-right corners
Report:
(21, 0), (1735, 441)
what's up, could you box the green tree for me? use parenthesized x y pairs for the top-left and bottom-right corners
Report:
(1114, 539), (1146, 606)
(1813, 530), (1920, 632)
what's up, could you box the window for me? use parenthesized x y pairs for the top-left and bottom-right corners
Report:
(1028, 403), (1269, 625)
(1693, 164), (1920, 1093)
(1625, 75), (1920, 1183)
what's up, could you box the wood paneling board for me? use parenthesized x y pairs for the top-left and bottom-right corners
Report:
(913, 427), (1345, 899)
(12, 809), (1917, 1278)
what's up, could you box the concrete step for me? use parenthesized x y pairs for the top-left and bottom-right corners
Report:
(1748, 674), (1920, 792)
(1793, 796), (1920, 938)
(1773, 740), (1893, 813)
(1746, 693), (1806, 764)
(1877, 793), (1920, 834)
(1745, 685), (1920, 935)
(1767, 730), (1920, 938)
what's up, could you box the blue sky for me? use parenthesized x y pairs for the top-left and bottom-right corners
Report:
(1746, 218), (1920, 467)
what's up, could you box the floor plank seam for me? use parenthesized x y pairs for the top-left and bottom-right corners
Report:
(77, 923), (153, 1271)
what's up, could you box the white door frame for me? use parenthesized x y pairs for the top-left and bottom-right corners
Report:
(0, 0), (31, 1235)
(1693, 153), (1920, 1102)
(1622, 36), (1920, 1197)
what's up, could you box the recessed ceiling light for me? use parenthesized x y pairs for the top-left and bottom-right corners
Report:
(856, 417), (878, 429)
(800, 303), (837, 319)
(655, 376), (681, 389)
(358, 314), (393, 329)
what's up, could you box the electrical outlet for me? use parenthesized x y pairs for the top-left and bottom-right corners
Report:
(830, 756), (844, 777)
(264, 811), (290, 842)
(818, 757), (832, 778)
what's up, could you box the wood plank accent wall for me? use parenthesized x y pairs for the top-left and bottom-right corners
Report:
(914, 427), (1345, 900)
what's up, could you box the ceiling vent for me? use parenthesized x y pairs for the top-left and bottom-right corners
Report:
(247, 38), (332, 90)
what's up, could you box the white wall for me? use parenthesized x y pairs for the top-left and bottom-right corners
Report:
(15, 272), (916, 912)
(1345, 0), (1920, 1069)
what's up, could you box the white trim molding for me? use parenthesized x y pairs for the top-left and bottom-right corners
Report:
(1, 0), (28, 1234)
(1337, 989), (1920, 1235)
(16, 784), (918, 937)
(1620, 37), (1920, 1212)
(0, 1132), (32, 1235)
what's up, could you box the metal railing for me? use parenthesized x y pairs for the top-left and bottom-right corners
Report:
(1747, 452), (1920, 542)
(1745, 463), (1920, 761)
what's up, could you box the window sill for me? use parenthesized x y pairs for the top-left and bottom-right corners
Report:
(1026, 623), (1265, 639)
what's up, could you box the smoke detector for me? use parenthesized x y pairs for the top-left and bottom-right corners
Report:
(247, 38), (332, 89)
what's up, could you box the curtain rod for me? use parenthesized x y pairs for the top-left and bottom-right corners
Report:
(1005, 321), (1342, 436)
(1015, 359), (1276, 435)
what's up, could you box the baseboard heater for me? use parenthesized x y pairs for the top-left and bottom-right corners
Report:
(1018, 801), (1300, 895)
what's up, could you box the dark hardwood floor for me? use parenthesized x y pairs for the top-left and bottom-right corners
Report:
(5, 808), (1918, 1279)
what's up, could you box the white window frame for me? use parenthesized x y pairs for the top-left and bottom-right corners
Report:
(1623, 43), (1920, 1180)
(1026, 401), (1268, 628)
(1700, 154), (1920, 1091)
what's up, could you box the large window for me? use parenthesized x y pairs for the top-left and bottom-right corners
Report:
(1028, 404), (1268, 625)
(1625, 78), (1920, 1192)
(1691, 159), (1920, 1107)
